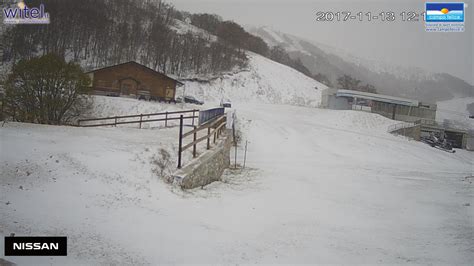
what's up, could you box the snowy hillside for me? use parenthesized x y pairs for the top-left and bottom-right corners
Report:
(181, 53), (327, 107)
(248, 26), (437, 81)
(80, 51), (328, 121)
(248, 26), (473, 102)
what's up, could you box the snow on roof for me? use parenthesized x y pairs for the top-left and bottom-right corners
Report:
(336, 89), (420, 107)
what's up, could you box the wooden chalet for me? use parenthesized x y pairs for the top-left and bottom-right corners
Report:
(87, 62), (183, 101)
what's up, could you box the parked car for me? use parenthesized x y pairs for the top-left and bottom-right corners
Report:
(220, 98), (231, 108)
(183, 95), (204, 105)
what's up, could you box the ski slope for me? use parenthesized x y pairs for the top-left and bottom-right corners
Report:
(181, 53), (327, 107)
(1, 103), (472, 264)
(436, 97), (474, 130)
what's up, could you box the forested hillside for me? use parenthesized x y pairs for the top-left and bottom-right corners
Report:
(248, 26), (474, 102)
(1, 0), (312, 79)
(1, 0), (247, 76)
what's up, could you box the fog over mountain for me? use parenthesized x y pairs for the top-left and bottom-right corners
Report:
(248, 26), (473, 103)
(170, 0), (473, 102)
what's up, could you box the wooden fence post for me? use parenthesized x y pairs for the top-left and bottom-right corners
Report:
(139, 114), (143, 129)
(165, 111), (168, 127)
(114, 116), (117, 127)
(178, 115), (183, 169)
(243, 140), (248, 169)
(193, 125), (197, 158)
(207, 127), (211, 149)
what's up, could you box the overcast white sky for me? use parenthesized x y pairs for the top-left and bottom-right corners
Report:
(169, 0), (473, 84)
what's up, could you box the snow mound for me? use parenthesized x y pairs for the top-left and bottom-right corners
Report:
(86, 96), (187, 118)
(181, 53), (327, 107)
(325, 110), (397, 132)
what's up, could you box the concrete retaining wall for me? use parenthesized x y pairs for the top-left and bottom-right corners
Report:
(392, 125), (421, 140)
(174, 129), (233, 189)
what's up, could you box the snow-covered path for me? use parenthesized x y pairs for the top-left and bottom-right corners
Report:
(229, 104), (473, 264)
(1, 104), (473, 264)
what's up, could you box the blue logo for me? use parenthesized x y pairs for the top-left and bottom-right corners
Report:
(425, 2), (464, 22)
(3, 1), (50, 24)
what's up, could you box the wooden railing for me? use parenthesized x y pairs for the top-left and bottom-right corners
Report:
(177, 114), (227, 168)
(77, 109), (199, 128)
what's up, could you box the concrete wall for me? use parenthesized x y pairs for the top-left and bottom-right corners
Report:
(321, 93), (351, 110)
(174, 130), (233, 189)
(372, 103), (437, 123)
(392, 125), (421, 140)
(322, 88), (351, 110)
(465, 135), (474, 151)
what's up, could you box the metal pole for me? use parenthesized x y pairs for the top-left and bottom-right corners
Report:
(207, 127), (211, 149)
(177, 115), (183, 168)
(243, 140), (248, 169)
(193, 125), (197, 158)
(192, 110), (195, 126)
(139, 114), (142, 129)
(114, 116), (117, 127)
(165, 111), (168, 127)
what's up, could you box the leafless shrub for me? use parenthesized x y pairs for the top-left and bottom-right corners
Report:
(151, 148), (173, 178)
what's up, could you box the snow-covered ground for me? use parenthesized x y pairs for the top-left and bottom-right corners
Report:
(1, 50), (472, 264)
(436, 97), (474, 130)
(1, 102), (472, 264)
(180, 53), (326, 107)
(86, 96), (186, 118)
(82, 95), (203, 129)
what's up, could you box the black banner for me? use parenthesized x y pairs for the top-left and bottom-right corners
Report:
(4, 236), (67, 256)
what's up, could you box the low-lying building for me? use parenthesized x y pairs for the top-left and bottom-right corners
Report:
(321, 88), (437, 122)
(87, 61), (183, 101)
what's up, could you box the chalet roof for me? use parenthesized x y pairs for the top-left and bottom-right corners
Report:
(87, 61), (184, 86)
